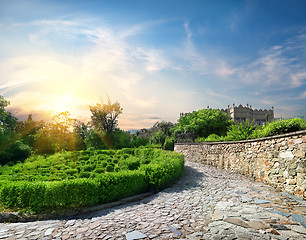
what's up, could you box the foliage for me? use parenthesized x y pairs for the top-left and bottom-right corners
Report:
(226, 119), (256, 141)
(252, 118), (306, 138)
(173, 109), (232, 140)
(195, 134), (222, 142)
(195, 118), (306, 142)
(163, 137), (175, 150)
(89, 98), (123, 134)
(0, 148), (184, 213)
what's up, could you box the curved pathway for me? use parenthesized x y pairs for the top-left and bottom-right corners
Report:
(0, 162), (305, 240)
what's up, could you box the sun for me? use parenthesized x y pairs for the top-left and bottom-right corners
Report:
(50, 92), (75, 114)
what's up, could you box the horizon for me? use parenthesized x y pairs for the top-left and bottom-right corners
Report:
(1, 0), (306, 130)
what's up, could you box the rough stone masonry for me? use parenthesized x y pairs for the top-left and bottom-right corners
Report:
(175, 130), (306, 199)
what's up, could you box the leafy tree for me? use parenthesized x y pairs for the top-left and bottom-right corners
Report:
(173, 109), (233, 140)
(0, 96), (30, 164)
(16, 115), (44, 147)
(89, 98), (123, 134)
(84, 129), (107, 150)
(0, 95), (17, 132)
(33, 111), (85, 154)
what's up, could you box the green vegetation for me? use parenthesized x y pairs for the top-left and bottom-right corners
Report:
(173, 109), (232, 141)
(0, 148), (184, 213)
(195, 118), (306, 142)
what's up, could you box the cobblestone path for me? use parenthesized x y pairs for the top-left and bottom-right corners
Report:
(0, 161), (305, 240)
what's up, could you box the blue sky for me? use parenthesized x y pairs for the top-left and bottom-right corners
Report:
(0, 0), (305, 129)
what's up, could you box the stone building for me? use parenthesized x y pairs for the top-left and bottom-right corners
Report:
(180, 104), (274, 125)
(220, 104), (274, 125)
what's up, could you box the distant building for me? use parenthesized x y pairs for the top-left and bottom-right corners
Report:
(180, 104), (274, 125)
(220, 104), (274, 125)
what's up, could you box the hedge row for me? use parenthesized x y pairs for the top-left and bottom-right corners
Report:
(0, 149), (184, 213)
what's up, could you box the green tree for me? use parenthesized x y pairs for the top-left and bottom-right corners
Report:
(0, 96), (30, 164)
(89, 98), (123, 148)
(89, 98), (123, 134)
(173, 109), (233, 140)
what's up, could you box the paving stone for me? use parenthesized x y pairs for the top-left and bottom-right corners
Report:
(224, 217), (250, 228)
(290, 225), (306, 234)
(0, 234), (13, 239)
(264, 208), (291, 217)
(212, 211), (223, 221)
(247, 220), (269, 229)
(125, 230), (147, 240)
(168, 225), (182, 236)
(44, 227), (55, 236)
(292, 213), (306, 228)
(241, 197), (253, 202)
(270, 224), (290, 230)
(254, 199), (271, 204)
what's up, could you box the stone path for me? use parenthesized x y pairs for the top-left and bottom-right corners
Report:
(0, 161), (305, 240)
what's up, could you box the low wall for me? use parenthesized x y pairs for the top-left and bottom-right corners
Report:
(174, 130), (306, 199)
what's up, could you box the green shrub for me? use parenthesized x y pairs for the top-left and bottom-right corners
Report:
(254, 118), (306, 138)
(0, 148), (185, 213)
(122, 158), (140, 170)
(79, 172), (90, 178)
(65, 169), (78, 175)
(83, 164), (95, 172)
(94, 168), (105, 174)
(163, 137), (175, 150)
(105, 165), (114, 172)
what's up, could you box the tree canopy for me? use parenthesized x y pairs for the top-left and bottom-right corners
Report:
(89, 98), (123, 134)
(173, 109), (233, 139)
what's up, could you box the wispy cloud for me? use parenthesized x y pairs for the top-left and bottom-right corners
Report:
(1, 16), (176, 127)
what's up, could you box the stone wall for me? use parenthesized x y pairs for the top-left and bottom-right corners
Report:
(174, 130), (306, 199)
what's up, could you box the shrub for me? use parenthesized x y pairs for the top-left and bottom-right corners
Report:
(163, 137), (175, 150)
(94, 168), (105, 174)
(79, 172), (90, 178)
(65, 169), (78, 176)
(254, 118), (306, 138)
(105, 165), (114, 172)
(122, 158), (140, 170)
(83, 164), (95, 172)
(0, 148), (185, 213)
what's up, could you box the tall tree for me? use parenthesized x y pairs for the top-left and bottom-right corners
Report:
(89, 98), (123, 134)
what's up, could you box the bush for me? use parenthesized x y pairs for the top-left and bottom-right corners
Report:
(121, 158), (140, 170)
(163, 137), (175, 150)
(65, 169), (78, 176)
(94, 168), (105, 174)
(79, 172), (90, 178)
(254, 118), (306, 138)
(0, 148), (185, 213)
(105, 165), (114, 172)
(226, 119), (255, 141)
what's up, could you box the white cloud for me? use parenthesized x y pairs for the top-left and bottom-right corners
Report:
(1, 17), (177, 128)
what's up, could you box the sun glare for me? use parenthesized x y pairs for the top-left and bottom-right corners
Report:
(51, 93), (75, 114)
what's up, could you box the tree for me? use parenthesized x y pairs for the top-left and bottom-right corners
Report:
(89, 98), (123, 149)
(89, 98), (123, 134)
(0, 96), (30, 164)
(173, 109), (233, 140)
(0, 95), (17, 132)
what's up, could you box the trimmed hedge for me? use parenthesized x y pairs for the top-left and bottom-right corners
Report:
(0, 149), (184, 213)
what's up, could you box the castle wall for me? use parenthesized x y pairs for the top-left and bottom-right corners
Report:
(174, 130), (306, 199)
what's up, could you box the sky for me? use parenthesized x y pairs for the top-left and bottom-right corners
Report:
(0, 0), (306, 130)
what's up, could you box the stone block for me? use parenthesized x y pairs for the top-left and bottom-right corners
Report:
(279, 151), (294, 160)
(286, 178), (296, 185)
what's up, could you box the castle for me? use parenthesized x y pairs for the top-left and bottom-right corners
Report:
(180, 104), (274, 125)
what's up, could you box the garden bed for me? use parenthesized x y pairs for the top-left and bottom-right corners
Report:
(0, 148), (184, 214)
